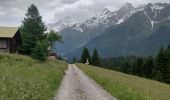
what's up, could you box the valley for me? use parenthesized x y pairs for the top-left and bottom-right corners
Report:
(1, 1), (170, 100)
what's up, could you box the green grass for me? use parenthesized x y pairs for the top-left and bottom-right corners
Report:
(77, 63), (170, 100)
(0, 53), (67, 100)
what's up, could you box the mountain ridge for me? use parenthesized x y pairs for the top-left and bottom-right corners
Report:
(65, 3), (170, 60)
(51, 3), (136, 56)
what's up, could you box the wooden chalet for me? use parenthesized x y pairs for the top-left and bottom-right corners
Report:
(0, 27), (22, 53)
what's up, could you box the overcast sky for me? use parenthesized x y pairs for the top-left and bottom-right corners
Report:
(0, 0), (170, 27)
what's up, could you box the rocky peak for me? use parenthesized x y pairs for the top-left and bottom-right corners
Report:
(147, 3), (167, 11)
(48, 16), (78, 32)
(120, 3), (134, 11)
(100, 8), (112, 16)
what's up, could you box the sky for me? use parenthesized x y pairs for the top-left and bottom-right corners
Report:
(0, 0), (170, 27)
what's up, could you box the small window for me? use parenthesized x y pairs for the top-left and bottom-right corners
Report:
(0, 40), (7, 49)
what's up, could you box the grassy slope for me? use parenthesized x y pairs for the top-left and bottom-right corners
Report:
(77, 63), (170, 100)
(0, 53), (67, 100)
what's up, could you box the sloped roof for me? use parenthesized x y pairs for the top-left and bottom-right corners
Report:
(0, 27), (19, 38)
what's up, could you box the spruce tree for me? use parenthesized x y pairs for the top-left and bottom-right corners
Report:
(163, 46), (170, 83)
(80, 47), (91, 64)
(19, 4), (46, 54)
(153, 48), (166, 82)
(31, 41), (48, 62)
(136, 57), (143, 76)
(72, 57), (77, 64)
(131, 60), (137, 75)
(92, 49), (101, 66)
(142, 56), (154, 78)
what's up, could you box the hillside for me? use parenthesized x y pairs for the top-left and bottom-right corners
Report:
(66, 3), (170, 59)
(0, 53), (67, 100)
(53, 3), (134, 56)
(77, 63), (170, 100)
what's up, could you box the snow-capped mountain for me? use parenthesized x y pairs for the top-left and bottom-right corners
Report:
(49, 3), (135, 33)
(66, 3), (170, 59)
(52, 3), (135, 56)
(51, 2), (170, 58)
(81, 3), (134, 30)
(48, 16), (78, 32)
(50, 3), (170, 34)
(143, 3), (170, 29)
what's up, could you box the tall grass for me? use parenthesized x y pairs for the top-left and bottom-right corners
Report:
(77, 63), (170, 100)
(0, 53), (67, 100)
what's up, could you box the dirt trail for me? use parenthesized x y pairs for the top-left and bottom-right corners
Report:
(55, 64), (116, 100)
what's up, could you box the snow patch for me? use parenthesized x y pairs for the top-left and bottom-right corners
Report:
(105, 6), (118, 12)
(130, 7), (144, 15)
(96, 8), (113, 20)
(144, 11), (154, 29)
(151, 4), (164, 10)
(83, 7), (114, 29)
(48, 16), (78, 32)
(74, 24), (84, 32)
(116, 18), (124, 24)
(116, 6), (144, 25)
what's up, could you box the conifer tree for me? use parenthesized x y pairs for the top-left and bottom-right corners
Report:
(92, 49), (101, 66)
(72, 57), (77, 64)
(19, 4), (46, 54)
(163, 46), (170, 83)
(153, 48), (166, 82)
(31, 41), (48, 62)
(142, 56), (154, 78)
(136, 57), (143, 76)
(80, 48), (91, 64)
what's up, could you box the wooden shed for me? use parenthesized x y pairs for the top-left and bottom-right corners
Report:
(0, 27), (22, 53)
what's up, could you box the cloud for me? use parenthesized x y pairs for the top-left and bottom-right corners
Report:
(0, 12), (5, 16)
(60, 0), (80, 4)
(0, 0), (170, 26)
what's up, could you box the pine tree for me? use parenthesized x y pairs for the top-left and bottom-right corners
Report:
(80, 48), (91, 64)
(136, 57), (143, 76)
(131, 59), (138, 75)
(142, 56), (154, 78)
(19, 4), (46, 54)
(163, 46), (170, 83)
(92, 49), (101, 66)
(153, 48), (166, 82)
(72, 57), (77, 64)
(31, 41), (48, 62)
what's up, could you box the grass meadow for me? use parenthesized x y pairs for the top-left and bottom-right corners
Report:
(77, 63), (170, 100)
(0, 53), (67, 100)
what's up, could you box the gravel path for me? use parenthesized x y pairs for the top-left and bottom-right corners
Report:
(55, 64), (116, 100)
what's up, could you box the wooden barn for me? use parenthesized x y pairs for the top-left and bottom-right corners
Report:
(0, 27), (22, 53)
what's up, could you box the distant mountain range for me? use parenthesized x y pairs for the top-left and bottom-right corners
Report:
(49, 3), (170, 60)
(48, 16), (78, 32)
